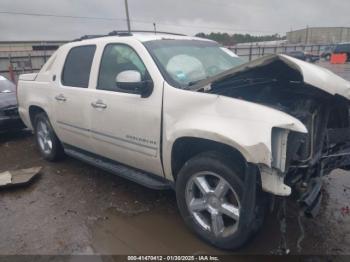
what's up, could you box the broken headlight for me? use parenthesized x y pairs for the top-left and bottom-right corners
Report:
(271, 127), (290, 173)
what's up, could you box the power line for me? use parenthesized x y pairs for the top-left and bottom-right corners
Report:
(0, 11), (125, 21)
(0, 10), (279, 34)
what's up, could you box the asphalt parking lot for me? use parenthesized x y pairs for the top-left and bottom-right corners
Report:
(0, 62), (350, 255)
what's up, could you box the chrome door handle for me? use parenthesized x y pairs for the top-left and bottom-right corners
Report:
(91, 100), (107, 109)
(55, 94), (67, 102)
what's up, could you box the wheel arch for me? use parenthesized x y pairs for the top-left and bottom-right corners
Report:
(29, 105), (48, 128)
(170, 136), (249, 181)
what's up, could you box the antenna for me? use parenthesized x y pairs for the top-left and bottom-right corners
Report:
(124, 0), (131, 32)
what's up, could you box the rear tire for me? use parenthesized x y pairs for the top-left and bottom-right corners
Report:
(34, 112), (64, 161)
(176, 151), (266, 250)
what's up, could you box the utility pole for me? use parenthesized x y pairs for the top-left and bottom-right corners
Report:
(153, 22), (157, 35)
(305, 25), (309, 45)
(124, 0), (131, 32)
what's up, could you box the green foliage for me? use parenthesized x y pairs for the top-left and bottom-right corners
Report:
(195, 32), (286, 45)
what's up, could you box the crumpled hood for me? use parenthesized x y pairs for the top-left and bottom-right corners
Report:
(191, 54), (350, 100)
(279, 54), (350, 99)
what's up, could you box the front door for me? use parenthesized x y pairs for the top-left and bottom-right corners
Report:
(89, 43), (164, 176)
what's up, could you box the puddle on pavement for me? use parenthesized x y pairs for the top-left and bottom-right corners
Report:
(89, 170), (350, 255)
(90, 206), (228, 255)
(90, 200), (292, 255)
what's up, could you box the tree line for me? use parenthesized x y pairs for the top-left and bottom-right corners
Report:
(195, 32), (286, 45)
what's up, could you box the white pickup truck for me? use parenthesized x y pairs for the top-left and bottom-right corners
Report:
(17, 31), (350, 250)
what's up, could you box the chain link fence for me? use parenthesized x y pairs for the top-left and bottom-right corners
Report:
(229, 44), (329, 62)
(0, 50), (56, 82)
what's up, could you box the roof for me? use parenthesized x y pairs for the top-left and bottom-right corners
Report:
(131, 32), (209, 42)
(72, 31), (212, 43)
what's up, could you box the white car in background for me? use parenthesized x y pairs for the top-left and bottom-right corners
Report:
(17, 31), (350, 249)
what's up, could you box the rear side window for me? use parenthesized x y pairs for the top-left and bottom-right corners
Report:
(62, 45), (96, 88)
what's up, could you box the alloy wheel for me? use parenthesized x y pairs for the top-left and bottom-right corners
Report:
(185, 171), (241, 238)
(37, 120), (53, 155)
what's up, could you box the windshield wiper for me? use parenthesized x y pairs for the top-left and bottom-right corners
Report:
(188, 76), (213, 87)
(187, 80), (203, 87)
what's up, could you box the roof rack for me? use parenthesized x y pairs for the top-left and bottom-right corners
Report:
(72, 30), (187, 42)
(108, 30), (186, 36)
(72, 35), (105, 42)
(108, 31), (133, 36)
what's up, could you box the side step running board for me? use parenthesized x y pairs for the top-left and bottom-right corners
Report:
(64, 146), (172, 190)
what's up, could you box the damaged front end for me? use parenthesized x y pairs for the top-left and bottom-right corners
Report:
(192, 54), (350, 217)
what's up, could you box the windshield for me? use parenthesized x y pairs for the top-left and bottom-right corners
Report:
(144, 40), (244, 88)
(0, 76), (15, 93)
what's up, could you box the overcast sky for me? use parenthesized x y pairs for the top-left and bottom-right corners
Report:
(0, 0), (349, 41)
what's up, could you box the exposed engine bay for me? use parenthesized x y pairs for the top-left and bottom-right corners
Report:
(198, 55), (350, 216)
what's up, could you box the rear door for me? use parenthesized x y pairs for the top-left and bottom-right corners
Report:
(53, 45), (96, 152)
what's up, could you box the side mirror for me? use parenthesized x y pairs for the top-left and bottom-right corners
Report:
(115, 70), (153, 98)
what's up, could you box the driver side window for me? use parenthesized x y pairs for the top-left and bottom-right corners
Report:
(97, 44), (147, 92)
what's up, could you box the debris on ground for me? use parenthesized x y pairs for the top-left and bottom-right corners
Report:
(0, 167), (41, 188)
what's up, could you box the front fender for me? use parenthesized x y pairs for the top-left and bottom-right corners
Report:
(162, 83), (307, 181)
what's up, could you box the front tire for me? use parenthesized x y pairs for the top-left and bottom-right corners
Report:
(34, 112), (64, 161)
(176, 151), (265, 250)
